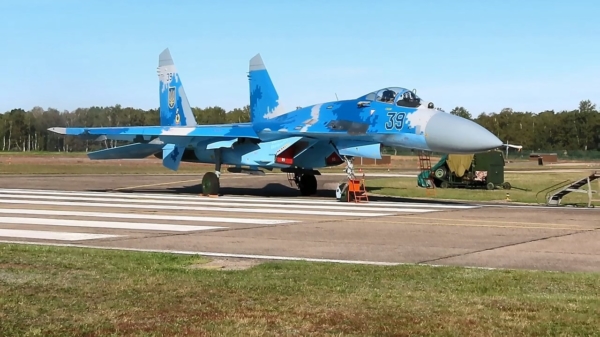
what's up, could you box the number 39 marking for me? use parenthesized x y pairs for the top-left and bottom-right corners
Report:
(385, 112), (406, 130)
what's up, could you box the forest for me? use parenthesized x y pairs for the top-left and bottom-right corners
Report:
(1, 99), (598, 159)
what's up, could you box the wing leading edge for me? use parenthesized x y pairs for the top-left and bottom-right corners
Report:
(48, 124), (257, 141)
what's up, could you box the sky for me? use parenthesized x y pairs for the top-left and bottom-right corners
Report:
(1, 0), (599, 117)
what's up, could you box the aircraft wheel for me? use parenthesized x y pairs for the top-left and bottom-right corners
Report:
(202, 172), (220, 196)
(299, 174), (317, 196)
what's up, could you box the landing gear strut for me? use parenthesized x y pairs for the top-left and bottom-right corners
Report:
(202, 150), (222, 196)
(336, 156), (361, 202)
(343, 156), (355, 180)
(288, 172), (318, 196)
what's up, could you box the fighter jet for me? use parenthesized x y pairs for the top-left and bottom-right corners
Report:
(48, 48), (502, 198)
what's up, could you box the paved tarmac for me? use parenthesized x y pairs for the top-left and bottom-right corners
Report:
(0, 174), (598, 272)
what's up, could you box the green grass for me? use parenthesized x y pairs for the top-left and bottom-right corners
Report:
(1, 244), (599, 336)
(367, 172), (600, 205)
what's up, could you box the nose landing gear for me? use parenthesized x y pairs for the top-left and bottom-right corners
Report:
(336, 156), (368, 202)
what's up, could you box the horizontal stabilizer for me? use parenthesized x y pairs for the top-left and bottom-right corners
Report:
(162, 144), (186, 171)
(335, 140), (382, 159)
(87, 143), (163, 160)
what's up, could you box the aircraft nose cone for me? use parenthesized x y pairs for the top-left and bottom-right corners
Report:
(424, 112), (502, 153)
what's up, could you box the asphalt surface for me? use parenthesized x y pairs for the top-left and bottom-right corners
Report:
(0, 174), (598, 272)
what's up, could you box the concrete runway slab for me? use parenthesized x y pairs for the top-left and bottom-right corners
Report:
(0, 174), (598, 272)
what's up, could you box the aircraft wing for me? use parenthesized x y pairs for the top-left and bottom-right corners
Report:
(47, 124), (259, 171)
(47, 49), (263, 172)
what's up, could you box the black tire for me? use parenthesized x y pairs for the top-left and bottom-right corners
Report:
(502, 182), (512, 190)
(440, 181), (449, 189)
(299, 174), (317, 196)
(486, 182), (495, 190)
(202, 172), (220, 196)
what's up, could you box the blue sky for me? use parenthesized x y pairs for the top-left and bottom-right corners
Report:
(1, 0), (599, 116)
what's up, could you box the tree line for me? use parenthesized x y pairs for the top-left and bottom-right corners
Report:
(0, 99), (598, 158)
(0, 105), (250, 153)
(448, 99), (599, 159)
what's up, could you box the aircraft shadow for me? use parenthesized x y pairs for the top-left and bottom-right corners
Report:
(87, 183), (471, 205)
(89, 183), (335, 198)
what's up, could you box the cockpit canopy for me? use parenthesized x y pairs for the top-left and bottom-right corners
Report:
(360, 87), (423, 108)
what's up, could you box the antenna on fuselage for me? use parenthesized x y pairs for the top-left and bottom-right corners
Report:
(335, 93), (339, 101)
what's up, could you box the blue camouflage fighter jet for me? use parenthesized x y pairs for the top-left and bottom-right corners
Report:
(48, 48), (502, 199)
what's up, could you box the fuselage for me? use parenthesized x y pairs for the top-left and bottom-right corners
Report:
(184, 87), (502, 171)
(251, 86), (502, 155)
(251, 98), (434, 151)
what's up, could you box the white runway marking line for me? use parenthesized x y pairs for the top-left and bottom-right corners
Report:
(0, 199), (400, 217)
(0, 229), (119, 241)
(0, 216), (226, 232)
(0, 240), (502, 270)
(0, 194), (448, 215)
(0, 193), (439, 213)
(0, 208), (298, 225)
(0, 188), (478, 209)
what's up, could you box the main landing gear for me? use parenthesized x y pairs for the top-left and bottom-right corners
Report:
(202, 150), (222, 196)
(288, 172), (318, 196)
(202, 171), (220, 196)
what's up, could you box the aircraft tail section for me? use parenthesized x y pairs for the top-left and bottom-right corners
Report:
(248, 54), (286, 124)
(157, 48), (197, 127)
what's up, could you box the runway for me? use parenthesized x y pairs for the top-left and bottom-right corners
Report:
(0, 174), (598, 272)
(0, 187), (473, 241)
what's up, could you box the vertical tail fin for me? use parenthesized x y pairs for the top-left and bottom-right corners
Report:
(157, 48), (197, 127)
(248, 54), (287, 123)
